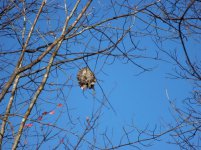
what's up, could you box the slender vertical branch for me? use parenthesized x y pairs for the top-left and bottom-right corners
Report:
(11, 47), (57, 150)
(0, 74), (20, 147)
(11, 1), (92, 149)
(0, 0), (46, 102)
(178, 0), (200, 80)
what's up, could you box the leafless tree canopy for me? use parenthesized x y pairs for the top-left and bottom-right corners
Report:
(0, 0), (200, 149)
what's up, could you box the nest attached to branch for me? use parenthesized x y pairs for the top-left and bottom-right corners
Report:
(77, 67), (96, 90)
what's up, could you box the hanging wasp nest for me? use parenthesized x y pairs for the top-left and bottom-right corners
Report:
(77, 67), (96, 90)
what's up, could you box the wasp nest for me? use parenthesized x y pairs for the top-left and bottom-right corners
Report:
(77, 67), (96, 90)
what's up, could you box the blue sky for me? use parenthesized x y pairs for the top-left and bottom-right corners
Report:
(66, 60), (192, 150)
(0, 0), (200, 149)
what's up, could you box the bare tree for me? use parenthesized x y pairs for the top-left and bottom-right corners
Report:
(145, 0), (201, 149)
(0, 0), (200, 149)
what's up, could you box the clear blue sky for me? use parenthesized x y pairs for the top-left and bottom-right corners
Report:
(1, 0), (200, 149)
